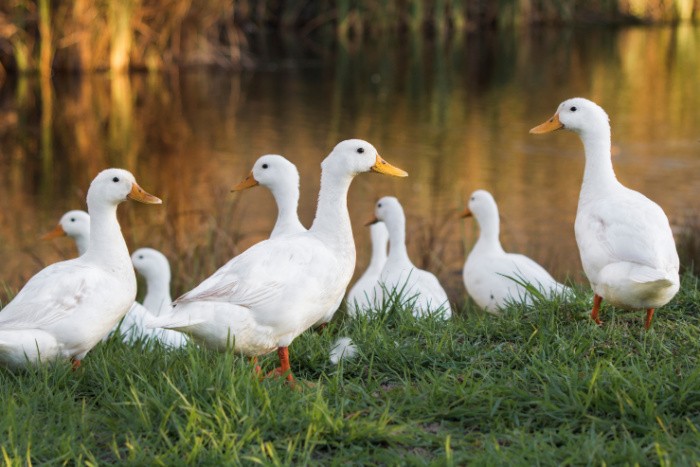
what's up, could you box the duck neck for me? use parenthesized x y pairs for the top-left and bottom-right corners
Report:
(579, 127), (619, 198)
(74, 233), (90, 256)
(309, 167), (354, 248)
(367, 233), (388, 275)
(474, 214), (504, 254)
(82, 203), (131, 269)
(143, 274), (172, 315)
(270, 182), (304, 237)
(385, 214), (411, 267)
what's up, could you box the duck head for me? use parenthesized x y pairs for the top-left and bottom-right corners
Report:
(87, 168), (162, 208)
(530, 97), (610, 137)
(367, 196), (404, 226)
(132, 247), (171, 284)
(460, 190), (498, 223)
(42, 209), (90, 241)
(322, 139), (408, 178)
(232, 154), (299, 193)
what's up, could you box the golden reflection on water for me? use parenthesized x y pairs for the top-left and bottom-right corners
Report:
(0, 26), (698, 303)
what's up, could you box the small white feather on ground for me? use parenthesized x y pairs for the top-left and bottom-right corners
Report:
(329, 337), (357, 364)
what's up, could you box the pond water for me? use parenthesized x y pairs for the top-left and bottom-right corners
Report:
(0, 25), (698, 302)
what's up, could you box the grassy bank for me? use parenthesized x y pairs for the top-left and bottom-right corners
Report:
(1, 273), (698, 464)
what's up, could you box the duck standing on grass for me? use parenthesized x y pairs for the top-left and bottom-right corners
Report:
(461, 189), (571, 313)
(232, 154), (356, 363)
(148, 140), (407, 384)
(368, 196), (452, 318)
(530, 98), (680, 329)
(41, 211), (186, 347)
(0, 169), (162, 369)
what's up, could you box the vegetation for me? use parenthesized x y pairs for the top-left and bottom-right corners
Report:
(0, 273), (698, 464)
(0, 0), (698, 75)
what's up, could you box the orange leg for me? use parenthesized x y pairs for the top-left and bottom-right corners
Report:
(249, 356), (262, 377)
(645, 308), (655, 330)
(265, 347), (295, 384)
(591, 294), (603, 325)
(71, 358), (81, 371)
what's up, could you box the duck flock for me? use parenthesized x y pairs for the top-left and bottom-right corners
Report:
(0, 97), (680, 384)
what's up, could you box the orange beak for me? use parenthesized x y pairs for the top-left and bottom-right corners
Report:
(529, 112), (564, 134)
(459, 208), (473, 219)
(365, 216), (380, 226)
(41, 224), (66, 240)
(128, 182), (162, 204)
(231, 171), (259, 191)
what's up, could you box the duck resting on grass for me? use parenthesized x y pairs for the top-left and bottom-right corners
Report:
(346, 222), (389, 316)
(461, 189), (571, 313)
(147, 140), (407, 384)
(530, 97), (679, 329)
(0, 169), (162, 370)
(126, 248), (188, 348)
(368, 196), (452, 319)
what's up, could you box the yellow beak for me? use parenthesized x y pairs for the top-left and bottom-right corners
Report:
(127, 182), (162, 204)
(231, 171), (259, 191)
(41, 224), (67, 240)
(459, 208), (473, 219)
(529, 113), (564, 134)
(370, 154), (408, 177)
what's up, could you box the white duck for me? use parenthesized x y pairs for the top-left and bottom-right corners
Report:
(41, 210), (91, 255)
(232, 154), (306, 238)
(369, 196), (452, 318)
(530, 97), (680, 329)
(0, 169), (161, 369)
(346, 222), (389, 316)
(461, 189), (571, 313)
(148, 140), (407, 382)
(41, 212), (185, 347)
(126, 248), (187, 348)
(232, 154), (340, 328)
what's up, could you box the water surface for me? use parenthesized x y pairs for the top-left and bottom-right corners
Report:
(0, 26), (698, 302)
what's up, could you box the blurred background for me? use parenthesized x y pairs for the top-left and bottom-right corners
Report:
(0, 0), (698, 304)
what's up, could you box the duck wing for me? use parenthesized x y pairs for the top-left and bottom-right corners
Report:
(0, 261), (112, 330)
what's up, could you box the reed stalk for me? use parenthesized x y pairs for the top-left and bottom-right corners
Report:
(0, 0), (698, 73)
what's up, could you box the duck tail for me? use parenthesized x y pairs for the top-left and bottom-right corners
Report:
(630, 266), (674, 288)
(144, 314), (204, 330)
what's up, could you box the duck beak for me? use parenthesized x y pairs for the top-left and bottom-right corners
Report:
(459, 208), (473, 219)
(128, 182), (162, 204)
(529, 112), (564, 134)
(41, 224), (66, 240)
(371, 154), (408, 177)
(365, 216), (380, 226)
(231, 171), (259, 191)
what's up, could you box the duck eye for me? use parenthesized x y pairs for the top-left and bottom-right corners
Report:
(138, 255), (144, 260)
(570, 106), (577, 112)
(70, 218), (75, 222)
(112, 177), (119, 183)
(377, 203), (382, 208)
(262, 164), (268, 169)
(470, 197), (475, 201)
(357, 148), (364, 154)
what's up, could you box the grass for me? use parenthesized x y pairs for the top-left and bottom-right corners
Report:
(1, 273), (699, 464)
